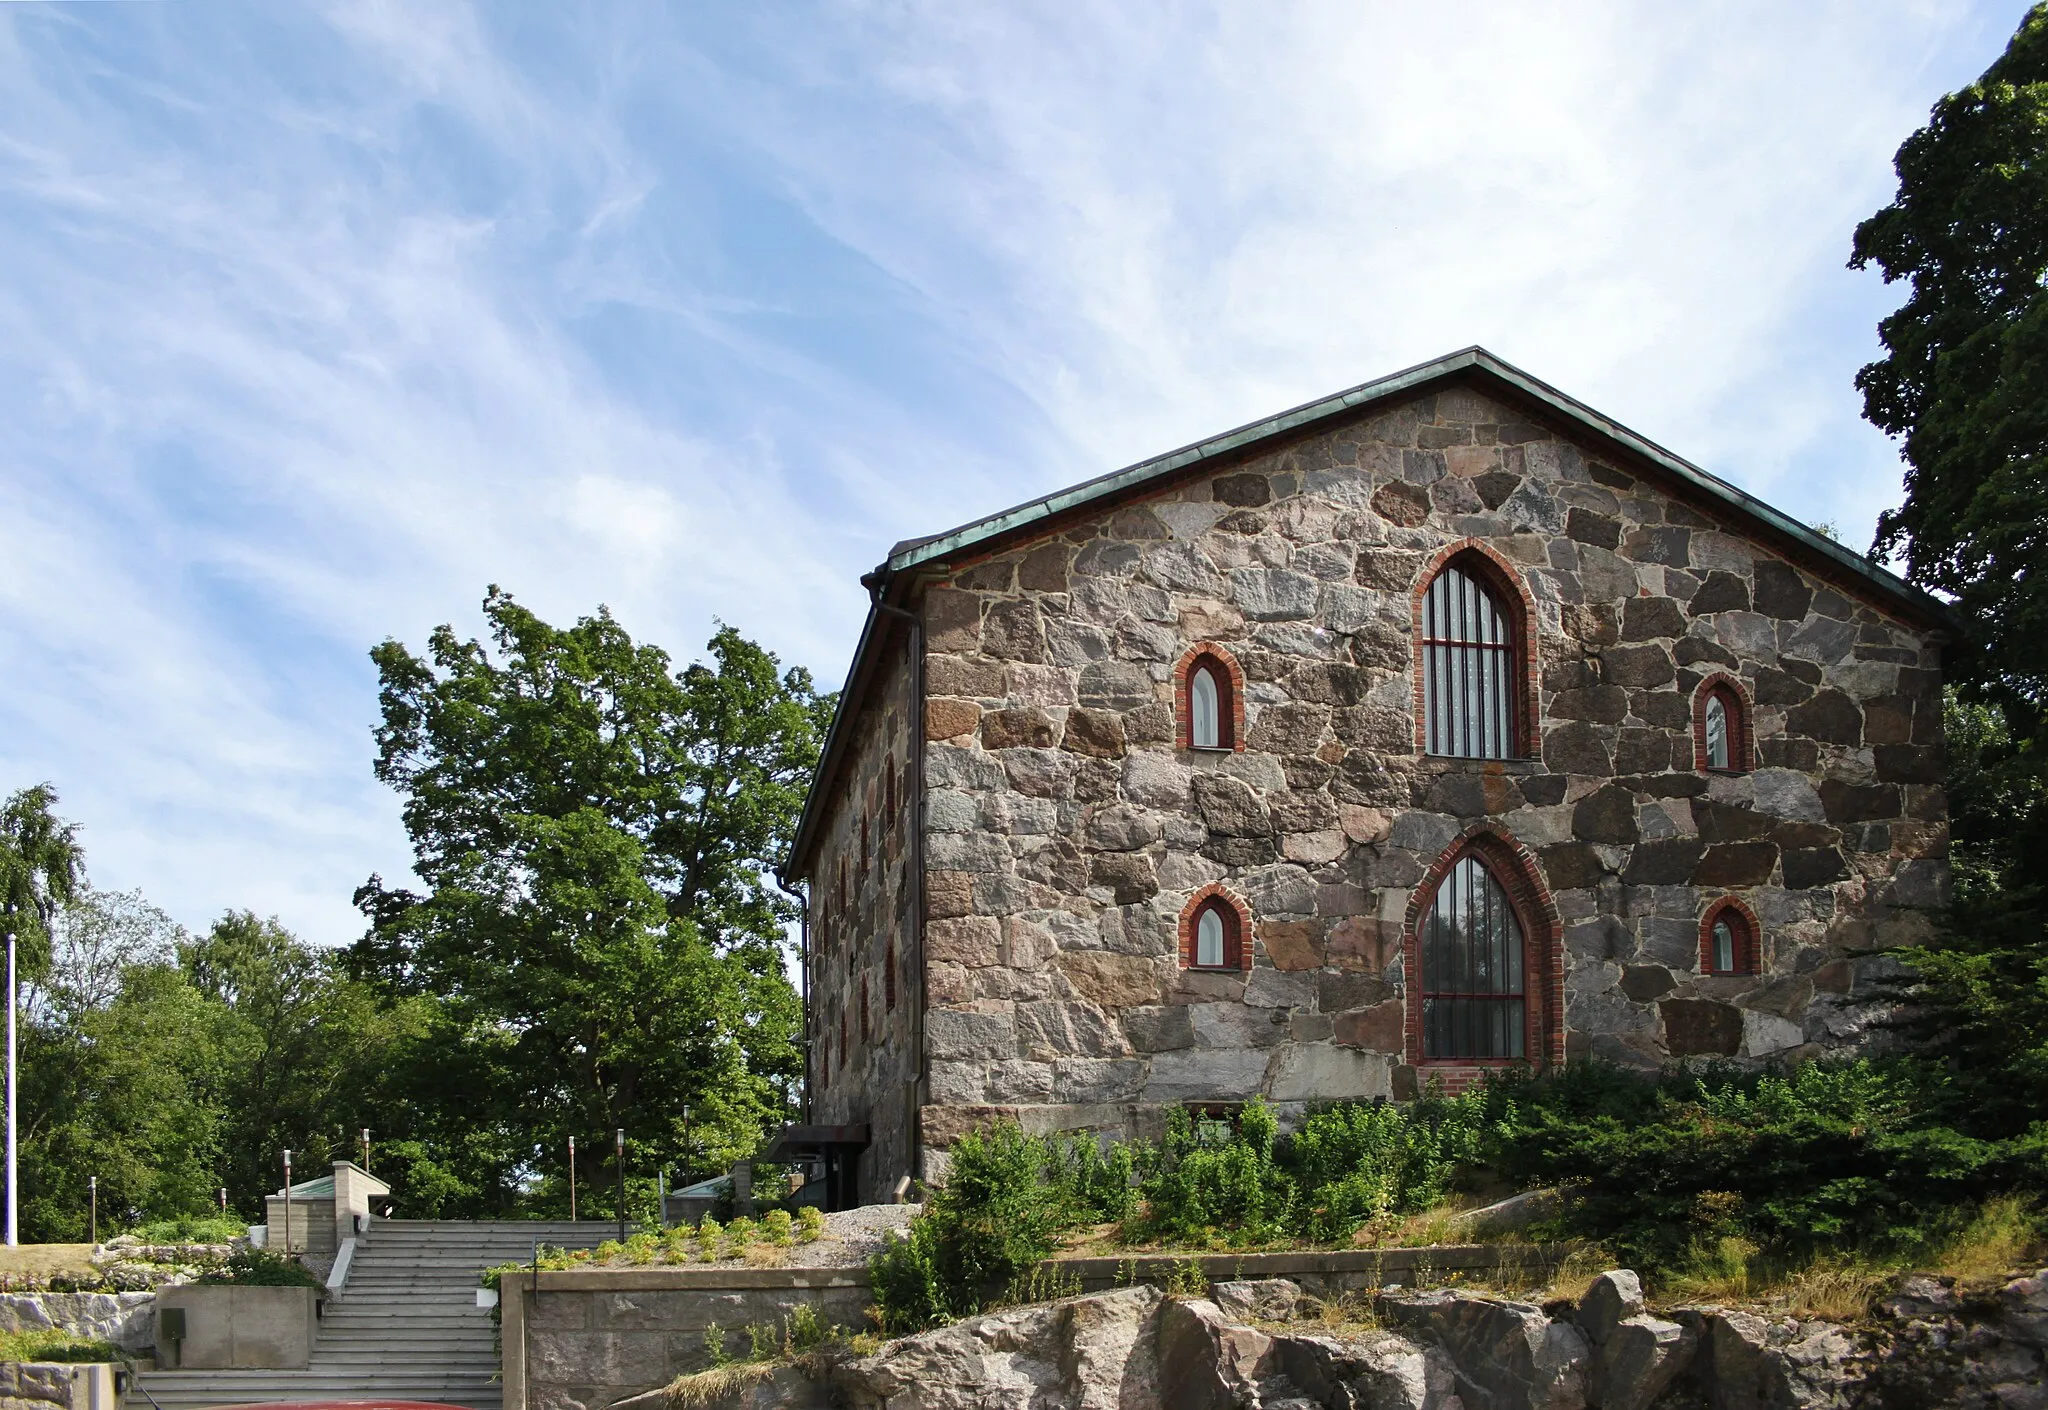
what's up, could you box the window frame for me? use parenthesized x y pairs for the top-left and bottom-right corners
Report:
(1699, 897), (1761, 976)
(1411, 542), (1536, 761)
(1418, 851), (1531, 1062)
(1403, 827), (1563, 1073)
(1178, 885), (1251, 972)
(1692, 674), (1754, 775)
(1174, 643), (1246, 753)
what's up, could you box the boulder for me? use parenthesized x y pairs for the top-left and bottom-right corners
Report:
(1379, 1287), (1590, 1409)
(1591, 1315), (1692, 1410)
(1156, 1297), (1275, 1410)
(834, 1285), (1163, 1410)
(1272, 1330), (1457, 1410)
(1211, 1279), (1305, 1325)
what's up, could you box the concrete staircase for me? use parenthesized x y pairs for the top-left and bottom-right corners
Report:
(131, 1220), (616, 1410)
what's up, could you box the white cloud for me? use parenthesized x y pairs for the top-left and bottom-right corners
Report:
(0, 0), (2027, 942)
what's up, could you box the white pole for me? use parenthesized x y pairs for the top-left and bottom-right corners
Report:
(6, 926), (16, 1247)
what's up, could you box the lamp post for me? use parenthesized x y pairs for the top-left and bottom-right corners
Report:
(282, 1150), (292, 1255)
(567, 1136), (577, 1222)
(88, 1176), (96, 1247)
(361, 1129), (371, 1173)
(614, 1129), (626, 1244)
(5, 916), (16, 1247)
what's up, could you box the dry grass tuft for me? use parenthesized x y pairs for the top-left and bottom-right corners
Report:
(1932, 1195), (2044, 1284)
(1780, 1260), (1892, 1322)
(661, 1362), (778, 1408)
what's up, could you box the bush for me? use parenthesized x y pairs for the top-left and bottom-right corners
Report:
(1133, 1100), (1286, 1244)
(194, 1248), (322, 1288)
(0, 1328), (121, 1363)
(868, 1123), (1066, 1333)
(130, 1214), (247, 1245)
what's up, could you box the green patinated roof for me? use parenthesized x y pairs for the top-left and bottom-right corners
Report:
(786, 346), (1952, 876)
(282, 1175), (334, 1198)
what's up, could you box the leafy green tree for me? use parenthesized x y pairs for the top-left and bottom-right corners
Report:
(350, 592), (830, 1208)
(0, 785), (85, 981)
(182, 911), (431, 1213)
(1852, 3), (2048, 714)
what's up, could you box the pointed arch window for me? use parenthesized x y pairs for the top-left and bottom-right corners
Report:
(1421, 560), (1521, 759)
(1190, 665), (1223, 748)
(1694, 676), (1752, 774)
(1420, 853), (1526, 1059)
(1700, 898), (1760, 976)
(1179, 886), (1249, 971)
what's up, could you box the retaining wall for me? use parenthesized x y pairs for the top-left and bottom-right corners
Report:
(501, 1243), (1570, 1410)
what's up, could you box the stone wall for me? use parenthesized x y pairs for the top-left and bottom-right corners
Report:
(903, 382), (1946, 1159)
(501, 1266), (874, 1410)
(805, 622), (920, 1204)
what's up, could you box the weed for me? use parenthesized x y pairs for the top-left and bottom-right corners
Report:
(1933, 1195), (2043, 1282)
(745, 1321), (776, 1361)
(724, 1216), (757, 1257)
(660, 1363), (776, 1408)
(796, 1206), (824, 1243)
(761, 1210), (794, 1246)
(700, 1323), (729, 1368)
(1161, 1257), (1210, 1298)
(998, 1261), (1083, 1307)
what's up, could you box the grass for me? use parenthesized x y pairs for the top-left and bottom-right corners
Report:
(0, 1328), (122, 1363)
(1931, 1194), (2043, 1283)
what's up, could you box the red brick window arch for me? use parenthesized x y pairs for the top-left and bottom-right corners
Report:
(1693, 674), (1754, 774)
(1700, 896), (1761, 976)
(1178, 884), (1252, 970)
(1412, 542), (1537, 760)
(1404, 828), (1563, 1068)
(1174, 643), (1246, 752)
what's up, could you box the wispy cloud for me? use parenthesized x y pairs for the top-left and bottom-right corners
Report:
(0, 1), (2026, 942)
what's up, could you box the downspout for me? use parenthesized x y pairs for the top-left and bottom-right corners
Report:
(797, 884), (811, 1125)
(864, 572), (927, 1189)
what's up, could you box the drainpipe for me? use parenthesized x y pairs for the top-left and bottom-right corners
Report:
(864, 573), (927, 1191)
(797, 885), (811, 1124)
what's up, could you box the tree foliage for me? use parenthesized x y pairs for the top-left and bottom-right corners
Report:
(349, 591), (832, 1208)
(1852, 3), (2048, 712)
(0, 784), (85, 979)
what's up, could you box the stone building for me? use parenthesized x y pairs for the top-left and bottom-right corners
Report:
(781, 347), (1950, 1205)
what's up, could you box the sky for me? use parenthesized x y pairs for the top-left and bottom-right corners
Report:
(0, 1), (2031, 946)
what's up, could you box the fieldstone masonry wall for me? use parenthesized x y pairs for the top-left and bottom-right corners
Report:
(806, 628), (919, 1202)
(900, 383), (1945, 1160)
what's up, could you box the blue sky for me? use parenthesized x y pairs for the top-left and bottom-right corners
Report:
(0, 1), (2030, 944)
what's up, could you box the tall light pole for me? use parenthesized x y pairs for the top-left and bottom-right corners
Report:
(567, 1136), (577, 1221)
(614, 1129), (626, 1244)
(6, 918), (17, 1247)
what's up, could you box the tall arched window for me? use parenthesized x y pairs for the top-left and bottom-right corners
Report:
(1420, 853), (1525, 1059)
(1175, 644), (1244, 752)
(1694, 676), (1752, 774)
(1421, 560), (1518, 759)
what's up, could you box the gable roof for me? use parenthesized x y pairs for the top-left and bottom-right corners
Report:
(785, 346), (1949, 877)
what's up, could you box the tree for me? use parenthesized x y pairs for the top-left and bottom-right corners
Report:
(0, 785), (85, 980)
(1851, 3), (2048, 717)
(350, 592), (831, 1206)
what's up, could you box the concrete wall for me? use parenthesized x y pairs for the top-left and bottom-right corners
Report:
(153, 1285), (319, 1370)
(881, 384), (1946, 1161)
(501, 1267), (873, 1410)
(328, 1161), (389, 1249)
(803, 622), (922, 1203)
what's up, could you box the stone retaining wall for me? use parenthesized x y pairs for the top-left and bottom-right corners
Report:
(500, 1244), (1570, 1410)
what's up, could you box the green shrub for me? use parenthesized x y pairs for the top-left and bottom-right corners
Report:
(796, 1206), (824, 1243)
(868, 1123), (1067, 1333)
(1132, 1099), (1286, 1244)
(194, 1248), (322, 1288)
(723, 1216), (757, 1256)
(131, 1214), (248, 1245)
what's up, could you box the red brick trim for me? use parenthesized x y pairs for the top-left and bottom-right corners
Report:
(1179, 883), (1253, 970)
(1173, 642), (1247, 752)
(1699, 895), (1762, 975)
(1401, 823), (1565, 1074)
(1691, 673), (1755, 774)
(1409, 539), (1541, 757)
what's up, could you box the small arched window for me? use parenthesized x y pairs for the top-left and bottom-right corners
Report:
(1179, 886), (1249, 971)
(1421, 560), (1520, 759)
(1176, 645), (1243, 751)
(1700, 898), (1759, 976)
(1693, 676), (1753, 774)
(1420, 853), (1526, 1059)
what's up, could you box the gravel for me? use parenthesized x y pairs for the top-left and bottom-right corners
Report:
(785, 1203), (921, 1268)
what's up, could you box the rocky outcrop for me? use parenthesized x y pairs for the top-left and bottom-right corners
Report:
(670, 1268), (2048, 1410)
(0, 1291), (154, 1353)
